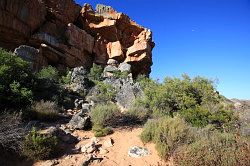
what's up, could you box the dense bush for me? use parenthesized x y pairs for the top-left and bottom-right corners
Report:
(22, 128), (58, 160)
(138, 74), (244, 164)
(91, 103), (120, 137)
(137, 74), (221, 116)
(0, 48), (33, 109)
(33, 66), (74, 109)
(27, 100), (59, 121)
(125, 106), (149, 123)
(140, 116), (194, 158)
(36, 66), (60, 82)
(174, 131), (250, 166)
(136, 74), (237, 129)
(180, 105), (237, 130)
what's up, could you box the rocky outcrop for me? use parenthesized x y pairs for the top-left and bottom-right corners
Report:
(0, 0), (154, 76)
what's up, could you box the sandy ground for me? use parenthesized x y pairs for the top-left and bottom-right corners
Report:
(34, 127), (170, 166)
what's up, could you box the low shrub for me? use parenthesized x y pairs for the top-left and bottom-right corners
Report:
(36, 66), (59, 83)
(92, 125), (113, 137)
(0, 113), (25, 156)
(91, 103), (120, 127)
(181, 105), (237, 130)
(88, 64), (103, 81)
(140, 116), (194, 159)
(88, 82), (116, 103)
(173, 131), (250, 166)
(113, 71), (129, 79)
(91, 103), (120, 136)
(60, 69), (71, 85)
(29, 100), (59, 121)
(125, 106), (149, 123)
(22, 128), (58, 160)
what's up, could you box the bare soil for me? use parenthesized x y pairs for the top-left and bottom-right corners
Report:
(34, 127), (171, 166)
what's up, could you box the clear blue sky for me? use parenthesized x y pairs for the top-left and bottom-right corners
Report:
(76, 0), (250, 99)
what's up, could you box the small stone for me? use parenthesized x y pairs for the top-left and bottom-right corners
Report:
(81, 154), (93, 166)
(103, 138), (114, 148)
(81, 142), (96, 154)
(107, 59), (119, 66)
(128, 146), (150, 158)
(91, 137), (99, 144)
(99, 147), (109, 155)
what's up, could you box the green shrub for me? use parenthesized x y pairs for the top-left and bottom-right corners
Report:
(173, 131), (250, 166)
(22, 128), (58, 160)
(137, 74), (222, 117)
(91, 103), (120, 136)
(113, 71), (129, 78)
(88, 82), (116, 103)
(91, 103), (120, 127)
(60, 69), (71, 85)
(92, 125), (113, 137)
(88, 64), (103, 81)
(0, 48), (33, 109)
(140, 116), (194, 159)
(36, 66), (59, 83)
(181, 105), (237, 130)
(29, 100), (59, 121)
(125, 106), (149, 123)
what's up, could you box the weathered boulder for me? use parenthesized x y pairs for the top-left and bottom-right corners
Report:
(118, 62), (131, 73)
(14, 45), (39, 67)
(104, 76), (143, 110)
(68, 110), (91, 130)
(70, 66), (90, 93)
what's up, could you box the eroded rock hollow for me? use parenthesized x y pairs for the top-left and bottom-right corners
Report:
(0, 0), (154, 76)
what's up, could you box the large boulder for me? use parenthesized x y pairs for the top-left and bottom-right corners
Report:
(104, 76), (144, 110)
(70, 66), (90, 93)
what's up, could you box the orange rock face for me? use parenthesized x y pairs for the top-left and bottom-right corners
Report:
(0, 1), (154, 76)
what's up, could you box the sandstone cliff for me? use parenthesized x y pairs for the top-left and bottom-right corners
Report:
(0, 0), (154, 76)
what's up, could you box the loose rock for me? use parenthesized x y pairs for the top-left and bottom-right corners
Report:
(128, 146), (150, 158)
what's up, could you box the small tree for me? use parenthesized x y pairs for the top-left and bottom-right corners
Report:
(0, 48), (33, 109)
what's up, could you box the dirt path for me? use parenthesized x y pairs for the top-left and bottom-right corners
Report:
(34, 128), (170, 166)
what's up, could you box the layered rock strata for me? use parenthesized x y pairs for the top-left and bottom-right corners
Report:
(0, 0), (154, 76)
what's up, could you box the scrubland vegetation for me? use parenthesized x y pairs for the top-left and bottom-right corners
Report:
(137, 75), (250, 165)
(0, 48), (249, 165)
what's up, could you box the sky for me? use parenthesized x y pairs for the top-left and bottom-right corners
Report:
(76, 0), (250, 99)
